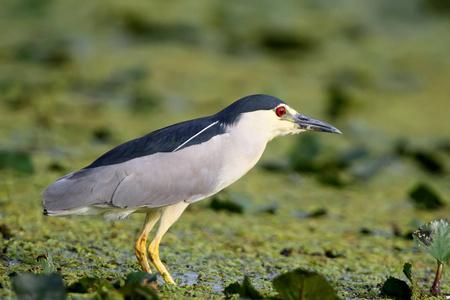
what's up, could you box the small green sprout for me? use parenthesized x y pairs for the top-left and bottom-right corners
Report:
(37, 252), (56, 275)
(412, 219), (450, 296)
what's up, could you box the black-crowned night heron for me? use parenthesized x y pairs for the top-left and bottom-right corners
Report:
(42, 94), (341, 284)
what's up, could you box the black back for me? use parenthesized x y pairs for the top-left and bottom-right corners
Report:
(86, 94), (285, 168)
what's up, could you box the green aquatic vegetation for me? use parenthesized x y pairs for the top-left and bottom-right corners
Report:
(382, 263), (424, 299)
(0, 224), (14, 240)
(409, 184), (446, 210)
(37, 252), (56, 275)
(1, 1), (450, 299)
(413, 219), (450, 296)
(0, 150), (34, 175)
(237, 276), (263, 299)
(272, 268), (340, 300)
(12, 271), (160, 299)
(67, 276), (115, 294)
(12, 273), (67, 300)
(224, 269), (340, 300)
(223, 281), (240, 298)
(381, 276), (412, 300)
(325, 83), (354, 120)
(384, 220), (450, 299)
(413, 219), (450, 265)
(395, 139), (447, 175)
(403, 263), (423, 299)
(209, 192), (248, 214)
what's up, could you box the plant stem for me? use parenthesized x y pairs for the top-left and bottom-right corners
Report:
(430, 260), (443, 296)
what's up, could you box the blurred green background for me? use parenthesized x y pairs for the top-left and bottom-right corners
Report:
(1, 0), (450, 299)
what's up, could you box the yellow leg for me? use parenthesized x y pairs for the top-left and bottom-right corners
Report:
(148, 236), (175, 284)
(134, 211), (161, 273)
(148, 201), (189, 285)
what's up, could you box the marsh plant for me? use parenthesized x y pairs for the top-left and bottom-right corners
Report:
(37, 252), (56, 275)
(412, 219), (450, 296)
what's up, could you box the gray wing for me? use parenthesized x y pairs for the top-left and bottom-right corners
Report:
(42, 134), (228, 213)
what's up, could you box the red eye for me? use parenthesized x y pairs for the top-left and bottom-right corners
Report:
(276, 106), (286, 117)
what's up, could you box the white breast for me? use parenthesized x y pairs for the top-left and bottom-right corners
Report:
(210, 112), (274, 193)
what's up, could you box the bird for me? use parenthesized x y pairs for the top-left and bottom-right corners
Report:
(42, 94), (341, 284)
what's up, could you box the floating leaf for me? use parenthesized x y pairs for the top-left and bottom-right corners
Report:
(209, 192), (246, 214)
(412, 219), (450, 262)
(119, 281), (159, 300)
(394, 140), (446, 174)
(12, 273), (67, 300)
(238, 276), (263, 299)
(259, 30), (317, 57)
(308, 208), (328, 218)
(92, 127), (114, 144)
(293, 208), (327, 219)
(68, 272), (158, 298)
(381, 277), (412, 300)
(273, 268), (340, 300)
(125, 271), (157, 285)
(0, 224), (14, 240)
(326, 83), (353, 120)
(413, 151), (444, 174)
(324, 249), (344, 259)
(423, 0), (450, 14)
(409, 184), (445, 210)
(67, 277), (115, 294)
(223, 281), (240, 298)
(0, 150), (34, 175)
(260, 160), (290, 172)
(280, 248), (293, 257)
(117, 271), (158, 299)
(130, 90), (161, 113)
(318, 168), (353, 187)
(258, 203), (279, 215)
(47, 161), (67, 173)
(15, 37), (72, 67)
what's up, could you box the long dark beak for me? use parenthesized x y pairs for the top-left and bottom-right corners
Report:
(294, 113), (342, 134)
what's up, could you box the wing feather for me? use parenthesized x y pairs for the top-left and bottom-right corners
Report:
(42, 134), (228, 214)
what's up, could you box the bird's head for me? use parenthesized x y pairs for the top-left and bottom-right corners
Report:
(218, 94), (341, 141)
